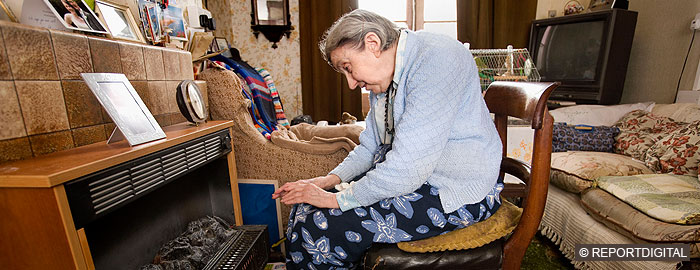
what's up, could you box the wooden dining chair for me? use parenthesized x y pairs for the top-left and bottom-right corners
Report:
(361, 81), (560, 270)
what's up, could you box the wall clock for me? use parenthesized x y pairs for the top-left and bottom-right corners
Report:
(176, 80), (207, 124)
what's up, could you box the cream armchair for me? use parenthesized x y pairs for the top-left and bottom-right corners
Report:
(199, 68), (355, 222)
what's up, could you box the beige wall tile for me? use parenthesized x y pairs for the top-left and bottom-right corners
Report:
(89, 37), (122, 73)
(154, 114), (171, 127)
(169, 112), (187, 125)
(143, 46), (165, 80)
(0, 81), (25, 140)
(1, 23), (58, 80)
(165, 81), (179, 114)
(119, 42), (146, 80)
(179, 51), (194, 80)
(51, 30), (92, 80)
(162, 49), (182, 80)
(15, 81), (69, 135)
(72, 125), (106, 147)
(62, 80), (102, 128)
(103, 123), (116, 138)
(0, 137), (32, 163)
(29, 130), (73, 156)
(0, 28), (12, 80)
(147, 81), (169, 115)
(131, 80), (151, 112)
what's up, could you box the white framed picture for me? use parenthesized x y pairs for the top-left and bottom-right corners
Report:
(81, 73), (166, 146)
(43, 0), (109, 34)
(94, 0), (145, 43)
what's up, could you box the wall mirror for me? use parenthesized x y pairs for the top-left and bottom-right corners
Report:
(251, 0), (293, 48)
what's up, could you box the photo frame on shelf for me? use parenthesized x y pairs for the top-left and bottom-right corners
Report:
(212, 37), (232, 58)
(138, 0), (162, 44)
(162, 5), (187, 41)
(81, 73), (166, 146)
(43, 0), (109, 34)
(587, 0), (613, 12)
(94, 0), (145, 43)
(0, 0), (18, 22)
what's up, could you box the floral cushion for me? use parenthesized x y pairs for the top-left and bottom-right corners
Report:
(614, 110), (685, 161)
(550, 151), (654, 193)
(644, 121), (700, 176)
(595, 174), (700, 225)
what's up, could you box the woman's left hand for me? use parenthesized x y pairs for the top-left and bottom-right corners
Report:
(274, 180), (340, 209)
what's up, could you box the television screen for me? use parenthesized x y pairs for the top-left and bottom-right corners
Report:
(533, 20), (605, 81)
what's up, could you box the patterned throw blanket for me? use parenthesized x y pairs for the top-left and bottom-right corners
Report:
(595, 174), (700, 225)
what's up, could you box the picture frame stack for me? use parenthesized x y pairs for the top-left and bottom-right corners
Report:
(16, 0), (190, 48)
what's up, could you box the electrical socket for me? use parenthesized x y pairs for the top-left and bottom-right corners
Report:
(692, 12), (700, 30)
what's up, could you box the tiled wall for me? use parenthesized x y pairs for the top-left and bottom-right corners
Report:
(0, 21), (202, 163)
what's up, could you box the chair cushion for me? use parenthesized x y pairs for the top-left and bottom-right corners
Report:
(644, 121), (700, 176)
(595, 174), (700, 224)
(581, 188), (700, 257)
(550, 151), (654, 193)
(397, 199), (521, 252)
(362, 239), (503, 270)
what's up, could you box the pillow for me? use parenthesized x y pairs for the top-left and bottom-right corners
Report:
(644, 121), (700, 176)
(614, 110), (685, 160)
(651, 103), (700, 123)
(397, 199), (521, 252)
(552, 123), (619, 152)
(550, 151), (654, 193)
(549, 102), (654, 126)
(595, 174), (700, 225)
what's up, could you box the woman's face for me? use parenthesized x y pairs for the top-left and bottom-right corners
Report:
(330, 33), (395, 94)
(62, 0), (77, 13)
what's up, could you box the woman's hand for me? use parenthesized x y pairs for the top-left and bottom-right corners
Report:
(272, 181), (340, 208)
(271, 175), (342, 208)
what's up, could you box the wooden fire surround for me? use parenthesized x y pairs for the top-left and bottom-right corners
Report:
(0, 121), (243, 270)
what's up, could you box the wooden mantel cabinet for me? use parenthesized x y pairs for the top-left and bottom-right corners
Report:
(0, 121), (243, 270)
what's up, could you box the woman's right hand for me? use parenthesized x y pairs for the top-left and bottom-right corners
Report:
(271, 174), (341, 200)
(308, 174), (342, 190)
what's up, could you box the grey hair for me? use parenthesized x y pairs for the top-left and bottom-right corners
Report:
(319, 9), (401, 70)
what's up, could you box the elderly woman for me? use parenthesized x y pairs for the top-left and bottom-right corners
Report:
(272, 9), (503, 269)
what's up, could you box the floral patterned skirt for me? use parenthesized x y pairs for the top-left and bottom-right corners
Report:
(284, 180), (503, 270)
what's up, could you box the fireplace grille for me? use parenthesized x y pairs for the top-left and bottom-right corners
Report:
(204, 225), (269, 270)
(66, 129), (232, 228)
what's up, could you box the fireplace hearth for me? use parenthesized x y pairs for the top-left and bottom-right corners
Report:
(142, 216), (235, 270)
(0, 121), (260, 270)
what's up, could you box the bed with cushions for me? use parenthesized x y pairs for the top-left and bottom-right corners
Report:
(507, 102), (700, 269)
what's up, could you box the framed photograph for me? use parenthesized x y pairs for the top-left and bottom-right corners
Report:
(43, 0), (109, 34)
(94, 0), (145, 43)
(212, 37), (232, 58)
(81, 73), (166, 146)
(0, 0), (18, 22)
(138, 0), (161, 43)
(587, 0), (613, 11)
(162, 5), (187, 41)
(238, 179), (285, 253)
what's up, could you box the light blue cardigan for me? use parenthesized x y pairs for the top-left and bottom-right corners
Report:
(330, 30), (502, 213)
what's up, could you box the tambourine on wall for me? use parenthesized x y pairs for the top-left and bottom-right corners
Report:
(176, 80), (208, 125)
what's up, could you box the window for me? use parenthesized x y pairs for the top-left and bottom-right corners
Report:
(358, 0), (457, 40)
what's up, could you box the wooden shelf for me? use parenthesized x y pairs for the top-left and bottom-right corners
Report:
(0, 121), (234, 188)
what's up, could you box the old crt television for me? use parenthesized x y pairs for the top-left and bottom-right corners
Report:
(528, 9), (637, 104)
